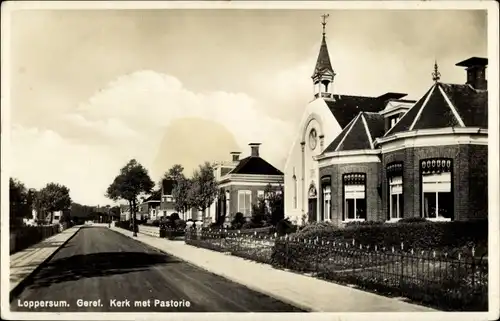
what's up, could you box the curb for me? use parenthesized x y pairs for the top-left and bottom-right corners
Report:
(112, 227), (314, 312)
(9, 227), (82, 302)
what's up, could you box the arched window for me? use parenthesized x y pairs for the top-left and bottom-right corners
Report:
(421, 158), (453, 221)
(343, 173), (366, 221)
(387, 162), (404, 221)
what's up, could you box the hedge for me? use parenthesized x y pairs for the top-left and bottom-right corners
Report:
(10, 224), (61, 254)
(293, 219), (488, 255)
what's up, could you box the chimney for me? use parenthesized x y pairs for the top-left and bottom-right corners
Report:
(456, 57), (488, 90)
(230, 152), (241, 162)
(249, 143), (261, 157)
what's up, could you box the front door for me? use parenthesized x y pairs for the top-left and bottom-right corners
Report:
(308, 198), (317, 223)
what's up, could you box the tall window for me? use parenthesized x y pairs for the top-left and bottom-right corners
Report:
(387, 162), (404, 220)
(238, 190), (252, 216)
(421, 159), (453, 220)
(323, 185), (331, 221)
(343, 173), (366, 221)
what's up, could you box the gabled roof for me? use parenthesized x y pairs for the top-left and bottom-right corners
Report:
(312, 35), (335, 79)
(456, 57), (488, 67)
(323, 112), (385, 153)
(384, 82), (488, 137)
(229, 156), (283, 176)
(325, 95), (387, 128)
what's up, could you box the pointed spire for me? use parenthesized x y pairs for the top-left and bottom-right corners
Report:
(432, 60), (441, 82)
(312, 14), (335, 81)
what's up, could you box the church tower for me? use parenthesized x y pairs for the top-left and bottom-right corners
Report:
(312, 14), (336, 100)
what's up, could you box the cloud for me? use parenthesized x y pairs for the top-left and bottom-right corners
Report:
(10, 70), (296, 205)
(10, 125), (119, 205)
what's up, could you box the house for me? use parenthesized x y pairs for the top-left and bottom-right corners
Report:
(284, 19), (412, 224)
(211, 143), (284, 224)
(138, 195), (161, 221)
(160, 179), (179, 219)
(285, 19), (488, 225)
(119, 204), (131, 221)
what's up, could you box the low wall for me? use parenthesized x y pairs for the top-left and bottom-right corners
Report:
(138, 225), (160, 237)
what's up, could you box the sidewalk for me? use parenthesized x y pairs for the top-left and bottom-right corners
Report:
(110, 226), (436, 312)
(10, 226), (81, 292)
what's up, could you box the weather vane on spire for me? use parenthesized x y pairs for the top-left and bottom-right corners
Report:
(321, 14), (329, 36)
(432, 60), (441, 82)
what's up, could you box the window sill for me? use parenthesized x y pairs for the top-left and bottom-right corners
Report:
(342, 219), (366, 223)
(426, 217), (452, 222)
(386, 218), (401, 223)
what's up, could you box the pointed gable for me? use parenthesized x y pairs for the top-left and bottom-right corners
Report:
(384, 81), (487, 137)
(229, 156), (283, 176)
(312, 35), (335, 79)
(323, 112), (384, 153)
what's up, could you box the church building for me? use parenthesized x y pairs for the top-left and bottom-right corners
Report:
(284, 17), (488, 225)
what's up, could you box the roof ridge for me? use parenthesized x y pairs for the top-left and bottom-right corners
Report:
(334, 113), (361, 152)
(360, 114), (375, 149)
(436, 83), (466, 127)
(409, 84), (437, 131)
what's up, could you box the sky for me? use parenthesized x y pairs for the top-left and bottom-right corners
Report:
(6, 8), (487, 206)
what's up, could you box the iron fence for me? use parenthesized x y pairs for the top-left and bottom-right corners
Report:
(185, 230), (488, 311)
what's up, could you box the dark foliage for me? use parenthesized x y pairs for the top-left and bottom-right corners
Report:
(10, 225), (61, 254)
(293, 219), (488, 254)
(276, 218), (297, 236)
(231, 212), (246, 230)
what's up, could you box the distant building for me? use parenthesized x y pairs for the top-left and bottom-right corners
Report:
(139, 196), (161, 221)
(160, 179), (178, 219)
(211, 143), (284, 224)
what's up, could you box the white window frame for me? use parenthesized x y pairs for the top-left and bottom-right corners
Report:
(422, 172), (452, 222)
(238, 190), (252, 216)
(388, 176), (403, 222)
(323, 185), (331, 221)
(343, 184), (366, 222)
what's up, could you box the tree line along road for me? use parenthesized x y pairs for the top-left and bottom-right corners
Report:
(10, 226), (304, 312)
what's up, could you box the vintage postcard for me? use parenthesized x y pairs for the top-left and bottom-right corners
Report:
(1, 1), (498, 321)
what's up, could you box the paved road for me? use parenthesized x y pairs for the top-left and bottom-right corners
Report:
(11, 226), (303, 312)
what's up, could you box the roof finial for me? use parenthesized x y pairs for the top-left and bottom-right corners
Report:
(321, 14), (329, 36)
(432, 59), (441, 82)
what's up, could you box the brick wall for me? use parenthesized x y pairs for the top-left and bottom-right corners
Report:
(319, 161), (382, 226)
(224, 184), (280, 219)
(382, 144), (488, 221)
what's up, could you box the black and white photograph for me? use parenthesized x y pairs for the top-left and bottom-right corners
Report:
(1, 1), (498, 320)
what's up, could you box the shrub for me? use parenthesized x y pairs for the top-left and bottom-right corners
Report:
(174, 219), (187, 229)
(231, 212), (246, 230)
(169, 213), (180, 221)
(276, 218), (297, 236)
(290, 219), (488, 253)
(398, 217), (427, 224)
(344, 220), (384, 228)
(294, 221), (341, 239)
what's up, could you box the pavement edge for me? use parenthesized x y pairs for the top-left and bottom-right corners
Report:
(111, 227), (315, 312)
(9, 226), (82, 303)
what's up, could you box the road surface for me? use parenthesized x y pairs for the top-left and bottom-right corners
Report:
(11, 226), (303, 312)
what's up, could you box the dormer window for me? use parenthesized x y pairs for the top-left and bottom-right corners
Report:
(390, 115), (400, 128)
